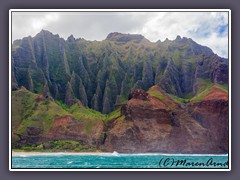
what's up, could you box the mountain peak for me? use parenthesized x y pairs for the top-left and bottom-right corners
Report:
(106, 32), (144, 43)
(37, 29), (60, 39)
(39, 29), (52, 34)
(164, 37), (170, 42)
(176, 35), (181, 40)
(67, 34), (75, 42)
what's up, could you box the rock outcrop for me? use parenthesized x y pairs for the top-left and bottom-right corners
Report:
(188, 87), (229, 153)
(103, 88), (228, 154)
(106, 32), (144, 43)
(12, 85), (228, 154)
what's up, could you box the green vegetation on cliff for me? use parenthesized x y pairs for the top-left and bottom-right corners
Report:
(14, 140), (97, 152)
(12, 30), (228, 114)
(190, 82), (228, 103)
(11, 31), (229, 153)
(12, 87), (70, 135)
(12, 87), (122, 151)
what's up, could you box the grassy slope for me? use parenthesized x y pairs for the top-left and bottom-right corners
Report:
(12, 87), (110, 151)
(12, 79), (228, 151)
(104, 108), (122, 124)
(147, 87), (176, 110)
(190, 83), (228, 103)
(12, 87), (70, 135)
(147, 80), (228, 106)
(12, 87), (125, 151)
(12, 87), (122, 132)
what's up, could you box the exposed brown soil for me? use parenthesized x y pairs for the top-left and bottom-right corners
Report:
(103, 88), (229, 154)
(53, 115), (73, 128)
(205, 87), (228, 101)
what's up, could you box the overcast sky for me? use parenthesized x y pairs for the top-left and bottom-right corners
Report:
(12, 11), (229, 58)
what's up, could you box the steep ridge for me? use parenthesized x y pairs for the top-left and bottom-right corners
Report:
(12, 30), (228, 114)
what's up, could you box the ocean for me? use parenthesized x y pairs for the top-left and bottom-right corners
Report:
(12, 153), (228, 169)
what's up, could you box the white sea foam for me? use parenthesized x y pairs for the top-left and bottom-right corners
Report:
(12, 152), (229, 169)
(112, 151), (119, 156)
(12, 151), (228, 157)
(19, 155), (27, 157)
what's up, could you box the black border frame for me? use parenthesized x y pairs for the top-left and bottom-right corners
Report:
(9, 9), (231, 171)
(1, 0), (240, 180)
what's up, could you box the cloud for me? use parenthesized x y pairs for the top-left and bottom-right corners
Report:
(12, 11), (229, 58)
(12, 12), (59, 40)
(32, 13), (59, 30)
(133, 12), (229, 57)
(12, 12), (150, 41)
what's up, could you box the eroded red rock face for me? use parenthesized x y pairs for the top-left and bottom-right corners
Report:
(128, 89), (149, 101)
(47, 115), (81, 140)
(103, 89), (229, 154)
(53, 115), (73, 128)
(16, 87), (228, 154)
(204, 87), (228, 101)
(46, 115), (105, 147)
(35, 94), (45, 102)
(188, 99), (229, 153)
(122, 98), (170, 123)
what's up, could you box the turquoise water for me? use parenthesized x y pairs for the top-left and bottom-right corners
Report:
(12, 154), (228, 169)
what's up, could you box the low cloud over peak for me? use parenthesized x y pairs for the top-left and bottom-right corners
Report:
(12, 11), (229, 58)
